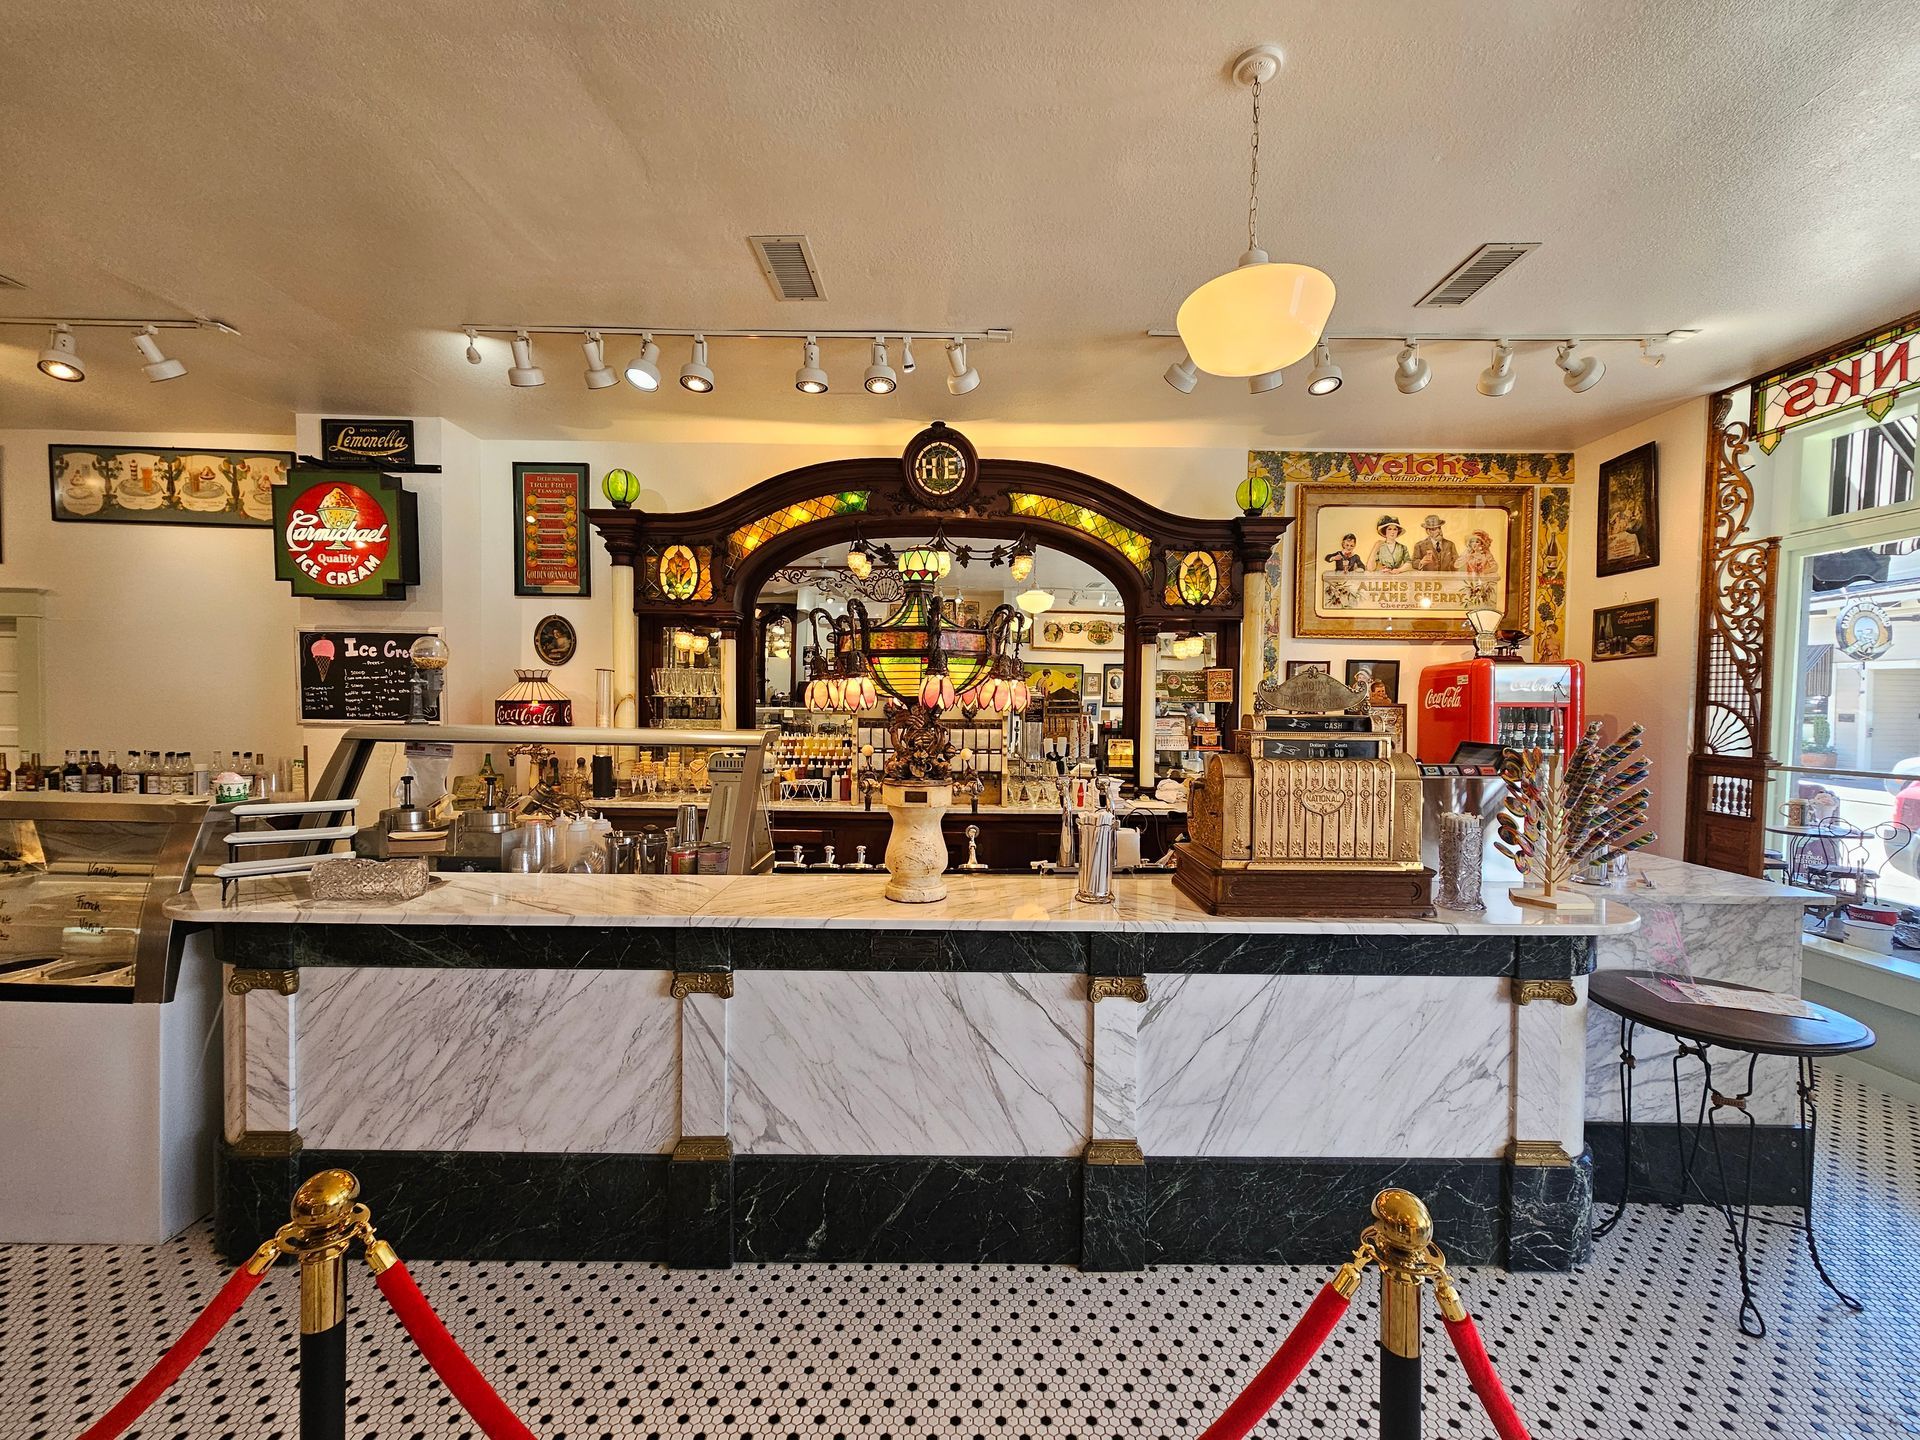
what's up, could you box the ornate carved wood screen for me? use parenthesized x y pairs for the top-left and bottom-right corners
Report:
(1684, 393), (1780, 875)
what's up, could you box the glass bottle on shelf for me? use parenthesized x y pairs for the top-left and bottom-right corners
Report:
(60, 750), (82, 792)
(115, 750), (141, 793)
(101, 750), (121, 792)
(13, 753), (37, 792)
(0, 753), (10, 792)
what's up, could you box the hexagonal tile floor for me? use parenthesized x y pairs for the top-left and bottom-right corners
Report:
(3, 1072), (1914, 1438)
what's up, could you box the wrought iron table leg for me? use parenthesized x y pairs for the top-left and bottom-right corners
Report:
(1700, 1050), (1766, 1338)
(1595, 1017), (1636, 1240)
(1796, 1057), (1864, 1313)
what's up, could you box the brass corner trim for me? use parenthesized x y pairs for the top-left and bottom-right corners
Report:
(228, 967), (299, 997)
(1085, 1138), (1145, 1166)
(673, 1134), (733, 1162)
(1089, 974), (1147, 1004)
(231, 1129), (303, 1158)
(1512, 978), (1577, 1007)
(1509, 1140), (1574, 1168)
(672, 970), (734, 1000)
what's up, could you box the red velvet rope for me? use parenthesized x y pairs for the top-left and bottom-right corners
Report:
(1442, 1312), (1532, 1440)
(374, 1258), (539, 1440)
(1198, 1280), (1351, 1440)
(75, 1263), (266, 1440)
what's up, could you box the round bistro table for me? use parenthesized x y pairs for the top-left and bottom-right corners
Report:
(1588, 969), (1875, 1338)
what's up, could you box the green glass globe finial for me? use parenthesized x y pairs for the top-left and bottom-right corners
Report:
(1235, 470), (1272, 516)
(602, 467), (641, 509)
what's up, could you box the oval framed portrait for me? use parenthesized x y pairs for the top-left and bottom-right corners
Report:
(533, 613), (578, 666)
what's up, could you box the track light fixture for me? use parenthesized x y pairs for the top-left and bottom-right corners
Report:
(1306, 341), (1343, 396)
(863, 336), (897, 394)
(1164, 352), (1200, 393)
(1477, 341), (1515, 398)
(1555, 341), (1604, 393)
(1393, 340), (1430, 395)
(464, 328), (482, 365)
(581, 332), (619, 390)
(625, 334), (661, 391)
(507, 331), (545, 387)
(679, 334), (714, 393)
(1247, 369), (1284, 394)
(132, 326), (187, 382)
(945, 338), (980, 396)
(900, 337), (916, 374)
(37, 325), (84, 382)
(795, 336), (829, 394)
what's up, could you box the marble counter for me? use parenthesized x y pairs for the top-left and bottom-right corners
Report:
(170, 870), (1639, 937)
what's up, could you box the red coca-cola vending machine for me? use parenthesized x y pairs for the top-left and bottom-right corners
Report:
(1415, 659), (1584, 762)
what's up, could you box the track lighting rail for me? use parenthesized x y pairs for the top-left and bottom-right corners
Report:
(0, 316), (239, 333)
(460, 326), (1012, 342)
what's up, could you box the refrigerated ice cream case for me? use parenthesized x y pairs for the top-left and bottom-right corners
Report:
(0, 794), (215, 1001)
(1414, 659), (1585, 762)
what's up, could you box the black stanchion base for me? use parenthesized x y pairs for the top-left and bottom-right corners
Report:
(301, 1321), (347, 1440)
(1379, 1345), (1422, 1440)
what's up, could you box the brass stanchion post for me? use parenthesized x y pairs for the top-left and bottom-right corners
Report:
(1365, 1188), (1442, 1440)
(283, 1169), (365, 1440)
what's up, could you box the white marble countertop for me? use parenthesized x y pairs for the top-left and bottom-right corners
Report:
(1569, 852), (1825, 906)
(587, 798), (1186, 816)
(167, 871), (1640, 936)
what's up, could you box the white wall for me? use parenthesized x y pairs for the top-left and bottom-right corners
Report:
(1566, 397), (1711, 858)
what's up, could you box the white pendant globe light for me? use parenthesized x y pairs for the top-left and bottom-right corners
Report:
(1174, 46), (1336, 379)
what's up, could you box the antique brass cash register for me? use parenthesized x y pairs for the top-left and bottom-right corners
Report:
(1173, 671), (1434, 917)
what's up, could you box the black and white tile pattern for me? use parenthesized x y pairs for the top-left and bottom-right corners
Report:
(5, 1072), (1914, 1438)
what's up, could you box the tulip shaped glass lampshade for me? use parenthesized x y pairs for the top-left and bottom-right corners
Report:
(1008, 546), (1035, 582)
(920, 668), (957, 711)
(1235, 472), (1272, 516)
(843, 671), (878, 711)
(601, 467), (641, 508)
(1176, 249), (1336, 378)
(1008, 676), (1031, 713)
(846, 544), (872, 578)
(899, 546), (951, 582)
(805, 673), (835, 711)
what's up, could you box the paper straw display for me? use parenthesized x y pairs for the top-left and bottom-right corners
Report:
(1497, 720), (1653, 907)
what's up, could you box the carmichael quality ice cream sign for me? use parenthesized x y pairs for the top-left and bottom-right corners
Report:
(272, 468), (420, 599)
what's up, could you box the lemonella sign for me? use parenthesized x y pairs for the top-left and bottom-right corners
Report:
(272, 468), (420, 599)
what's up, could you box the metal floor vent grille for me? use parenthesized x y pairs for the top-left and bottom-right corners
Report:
(1415, 242), (1540, 308)
(749, 235), (825, 301)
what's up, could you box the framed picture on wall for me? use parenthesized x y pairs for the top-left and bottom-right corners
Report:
(1345, 659), (1400, 704)
(1284, 659), (1331, 680)
(513, 462), (592, 597)
(1101, 663), (1126, 706)
(1596, 442), (1659, 577)
(49, 445), (292, 527)
(1593, 600), (1658, 660)
(1080, 668), (1104, 700)
(1291, 484), (1533, 641)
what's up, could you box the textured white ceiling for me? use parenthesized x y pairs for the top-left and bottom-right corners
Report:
(2, 1), (1918, 450)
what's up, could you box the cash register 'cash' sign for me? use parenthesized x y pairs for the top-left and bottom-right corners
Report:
(283, 482), (391, 588)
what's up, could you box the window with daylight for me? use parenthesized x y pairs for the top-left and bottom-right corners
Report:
(1828, 414), (1917, 518)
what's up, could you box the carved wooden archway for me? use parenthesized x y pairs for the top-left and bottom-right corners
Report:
(591, 423), (1289, 754)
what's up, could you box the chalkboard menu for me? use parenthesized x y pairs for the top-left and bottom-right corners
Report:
(298, 629), (438, 723)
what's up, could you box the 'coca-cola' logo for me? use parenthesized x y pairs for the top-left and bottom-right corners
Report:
(495, 700), (573, 727)
(283, 482), (391, 587)
(1423, 681), (1468, 710)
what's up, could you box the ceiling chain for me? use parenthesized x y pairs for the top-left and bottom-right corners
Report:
(1247, 78), (1262, 254)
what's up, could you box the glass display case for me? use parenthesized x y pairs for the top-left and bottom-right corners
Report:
(0, 794), (217, 1003)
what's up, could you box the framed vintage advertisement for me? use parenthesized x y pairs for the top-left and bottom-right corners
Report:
(1034, 610), (1125, 650)
(1284, 659), (1330, 679)
(1101, 663), (1126, 706)
(1593, 600), (1658, 660)
(50, 445), (291, 527)
(513, 462), (591, 597)
(1204, 667), (1235, 702)
(1596, 442), (1659, 577)
(1291, 484), (1533, 641)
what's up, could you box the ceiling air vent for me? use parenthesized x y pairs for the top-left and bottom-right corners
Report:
(749, 234), (825, 301)
(1414, 242), (1540, 308)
